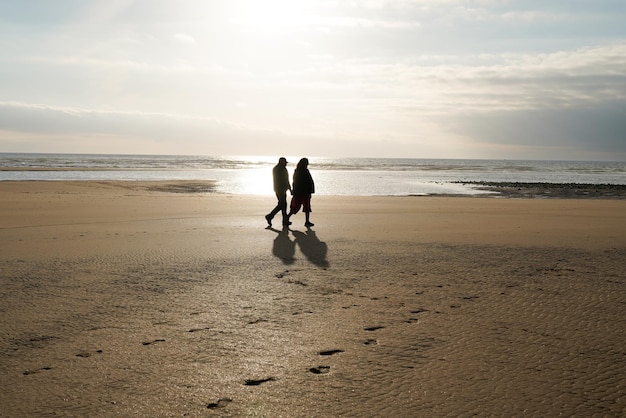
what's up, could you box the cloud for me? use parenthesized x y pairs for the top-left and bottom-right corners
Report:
(0, 101), (330, 156)
(0, 101), (458, 158)
(173, 33), (196, 44)
(0, 101), (238, 137)
(442, 100), (626, 159)
(361, 43), (626, 115)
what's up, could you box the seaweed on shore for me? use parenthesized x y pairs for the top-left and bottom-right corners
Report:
(453, 181), (626, 199)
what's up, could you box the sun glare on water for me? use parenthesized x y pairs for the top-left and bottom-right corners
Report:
(215, 156), (300, 196)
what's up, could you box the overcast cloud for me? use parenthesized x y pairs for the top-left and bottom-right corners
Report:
(0, 0), (625, 160)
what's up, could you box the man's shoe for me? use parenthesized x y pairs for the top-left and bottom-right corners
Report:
(283, 221), (292, 226)
(305, 221), (314, 227)
(265, 214), (272, 227)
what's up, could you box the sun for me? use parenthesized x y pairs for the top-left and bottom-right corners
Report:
(230, 0), (310, 30)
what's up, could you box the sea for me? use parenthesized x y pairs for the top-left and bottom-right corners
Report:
(1, 153), (625, 196)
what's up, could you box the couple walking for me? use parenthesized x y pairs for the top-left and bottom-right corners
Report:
(265, 157), (315, 228)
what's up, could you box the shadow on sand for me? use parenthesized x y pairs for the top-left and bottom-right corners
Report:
(268, 226), (296, 265)
(291, 228), (329, 268)
(268, 226), (329, 267)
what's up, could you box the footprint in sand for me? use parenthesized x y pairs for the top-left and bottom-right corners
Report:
(363, 338), (378, 345)
(76, 349), (104, 358)
(309, 365), (331, 374)
(292, 310), (314, 315)
(207, 398), (233, 409)
(188, 327), (211, 333)
(318, 349), (344, 356)
(364, 326), (385, 331)
(275, 269), (292, 279)
(23, 366), (52, 375)
(406, 309), (427, 322)
(142, 339), (165, 346)
(244, 377), (276, 386)
(247, 319), (269, 325)
(411, 308), (428, 314)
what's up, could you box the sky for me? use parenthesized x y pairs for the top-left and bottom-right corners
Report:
(1, 0), (625, 160)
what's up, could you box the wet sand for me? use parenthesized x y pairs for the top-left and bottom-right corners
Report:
(1, 181), (625, 417)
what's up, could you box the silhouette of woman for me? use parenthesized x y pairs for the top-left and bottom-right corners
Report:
(287, 158), (315, 227)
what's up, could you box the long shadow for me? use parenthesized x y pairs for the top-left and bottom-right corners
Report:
(292, 228), (329, 268)
(268, 226), (296, 265)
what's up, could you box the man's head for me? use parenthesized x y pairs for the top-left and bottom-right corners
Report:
(278, 157), (288, 166)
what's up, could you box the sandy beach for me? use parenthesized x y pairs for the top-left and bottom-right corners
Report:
(1, 181), (625, 417)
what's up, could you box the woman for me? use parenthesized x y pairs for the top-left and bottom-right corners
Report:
(288, 158), (315, 227)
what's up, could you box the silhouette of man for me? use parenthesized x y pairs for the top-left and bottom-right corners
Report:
(265, 157), (292, 227)
(270, 226), (296, 264)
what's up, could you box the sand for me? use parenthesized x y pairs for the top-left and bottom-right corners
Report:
(1, 181), (625, 417)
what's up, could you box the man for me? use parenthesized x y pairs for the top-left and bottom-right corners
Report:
(265, 157), (292, 227)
